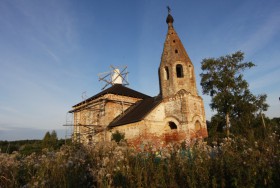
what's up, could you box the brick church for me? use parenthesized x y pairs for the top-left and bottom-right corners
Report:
(69, 11), (208, 147)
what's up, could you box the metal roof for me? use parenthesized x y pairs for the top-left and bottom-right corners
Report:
(73, 84), (151, 107)
(108, 96), (161, 128)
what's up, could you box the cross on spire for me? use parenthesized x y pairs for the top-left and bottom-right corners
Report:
(167, 6), (171, 14)
(166, 6), (174, 25)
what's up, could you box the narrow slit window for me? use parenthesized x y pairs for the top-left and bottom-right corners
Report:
(189, 65), (193, 78)
(176, 64), (184, 78)
(175, 49), (178, 53)
(164, 67), (169, 80)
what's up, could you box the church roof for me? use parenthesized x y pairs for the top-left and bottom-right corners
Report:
(160, 12), (192, 66)
(72, 84), (150, 107)
(108, 96), (161, 128)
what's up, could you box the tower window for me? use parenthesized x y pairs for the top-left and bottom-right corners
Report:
(173, 40), (176, 43)
(176, 64), (184, 78)
(189, 65), (193, 78)
(169, 122), (177, 129)
(175, 49), (178, 53)
(195, 121), (201, 133)
(164, 66), (169, 80)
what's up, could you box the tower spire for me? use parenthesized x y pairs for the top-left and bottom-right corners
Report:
(159, 8), (198, 98)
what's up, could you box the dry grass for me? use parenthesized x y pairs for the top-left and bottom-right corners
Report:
(0, 133), (279, 187)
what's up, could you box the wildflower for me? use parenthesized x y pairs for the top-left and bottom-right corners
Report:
(98, 168), (106, 177)
(106, 173), (111, 178)
(34, 163), (40, 169)
(212, 141), (217, 146)
(102, 157), (110, 167)
(66, 160), (73, 168)
(161, 149), (171, 159)
(33, 181), (38, 186)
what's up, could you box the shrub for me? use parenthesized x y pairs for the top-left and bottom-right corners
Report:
(111, 131), (125, 143)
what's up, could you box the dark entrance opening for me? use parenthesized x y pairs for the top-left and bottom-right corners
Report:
(169, 122), (177, 129)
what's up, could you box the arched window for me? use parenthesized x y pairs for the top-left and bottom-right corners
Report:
(169, 121), (177, 129)
(164, 66), (169, 80)
(176, 64), (184, 78)
(195, 121), (201, 132)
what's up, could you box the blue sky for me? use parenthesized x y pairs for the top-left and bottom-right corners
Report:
(0, 0), (279, 141)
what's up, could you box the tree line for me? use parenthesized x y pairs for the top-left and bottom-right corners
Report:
(0, 130), (70, 155)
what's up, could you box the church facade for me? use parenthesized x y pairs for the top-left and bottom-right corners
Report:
(69, 12), (207, 148)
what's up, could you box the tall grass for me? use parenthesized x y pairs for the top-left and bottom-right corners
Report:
(1, 132), (279, 187)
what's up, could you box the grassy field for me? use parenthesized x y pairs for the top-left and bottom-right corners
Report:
(1, 131), (279, 188)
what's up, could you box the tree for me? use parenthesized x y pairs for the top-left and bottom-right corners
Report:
(42, 130), (58, 149)
(255, 94), (269, 129)
(42, 131), (51, 148)
(200, 51), (268, 137)
(50, 130), (58, 148)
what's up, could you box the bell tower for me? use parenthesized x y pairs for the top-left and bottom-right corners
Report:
(159, 9), (198, 99)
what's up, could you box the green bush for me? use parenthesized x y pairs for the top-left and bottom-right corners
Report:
(111, 130), (125, 143)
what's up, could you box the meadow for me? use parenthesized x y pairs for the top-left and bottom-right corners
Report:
(1, 129), (279, 188)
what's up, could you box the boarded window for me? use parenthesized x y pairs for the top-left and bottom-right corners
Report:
(176, 64), (184, 78)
